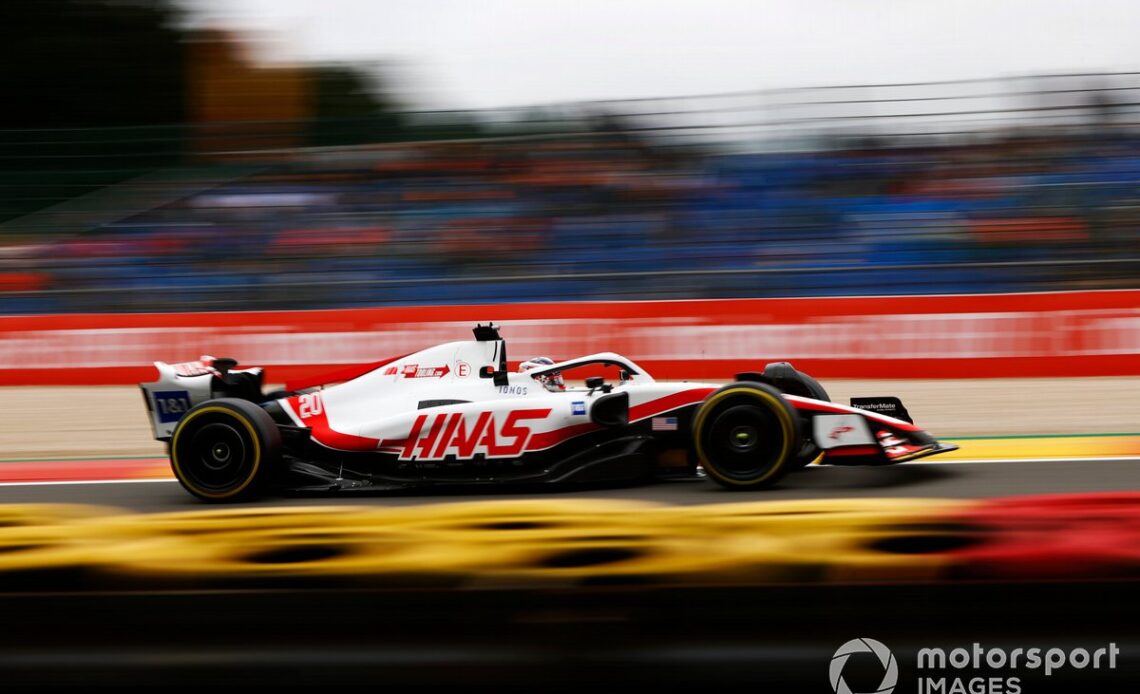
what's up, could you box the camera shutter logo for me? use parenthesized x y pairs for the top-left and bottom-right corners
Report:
(830, 638), (898, 694)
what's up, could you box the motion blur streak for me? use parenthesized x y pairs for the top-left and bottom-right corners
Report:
(1, 2), (1137, 687)
(1, 5), (1137, 314)
(0, 493), (1138, 589)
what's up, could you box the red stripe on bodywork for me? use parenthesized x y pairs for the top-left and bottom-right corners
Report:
(825, 446), (882, 458)
(527, 387), (715, 451)
(285, 395), (381, 452)
(527, 422), (601, 450)
(630, 388), (715, 420)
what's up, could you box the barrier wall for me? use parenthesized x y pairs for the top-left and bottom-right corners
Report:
(0, 290), (1136, 385)
(1, 493), (1138, 588)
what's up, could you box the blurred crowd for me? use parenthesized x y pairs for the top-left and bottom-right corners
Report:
(1, 120), (1138, 313)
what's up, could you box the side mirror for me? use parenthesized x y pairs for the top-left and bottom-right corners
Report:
(479, 365), (509, 387)
(585, 376), (605, 390)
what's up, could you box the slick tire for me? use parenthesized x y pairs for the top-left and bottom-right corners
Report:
(170, 398), (282, 502)
(692, 383), (799, 489)
(762, 364), (829, 471)
(789, 369), (828, 469)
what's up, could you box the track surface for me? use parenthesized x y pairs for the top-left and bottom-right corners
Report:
(1, 457), (1136, 512)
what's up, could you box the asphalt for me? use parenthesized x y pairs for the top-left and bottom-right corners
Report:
(0, 457), (1136, 512)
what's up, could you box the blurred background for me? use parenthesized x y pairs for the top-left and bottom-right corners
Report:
(1, 0), (1137, 314)
(0, 3), (1138, 687)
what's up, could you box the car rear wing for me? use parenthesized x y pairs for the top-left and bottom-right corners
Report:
(139, 357), (263, 439)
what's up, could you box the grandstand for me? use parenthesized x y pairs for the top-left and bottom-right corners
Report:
(2, 74), (1138, 313)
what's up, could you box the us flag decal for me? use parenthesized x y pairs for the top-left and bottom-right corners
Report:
(651, 416), (678, 431)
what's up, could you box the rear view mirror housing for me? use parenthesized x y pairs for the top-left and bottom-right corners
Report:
(480, 364), (509, 387)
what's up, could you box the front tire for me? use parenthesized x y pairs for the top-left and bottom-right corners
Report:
(170, 398), (281, 502)
(761, 363), (829, 471)
(692, 383), (799, 489)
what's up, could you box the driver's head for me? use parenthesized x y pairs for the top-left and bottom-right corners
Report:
(519, 356), (565, 392)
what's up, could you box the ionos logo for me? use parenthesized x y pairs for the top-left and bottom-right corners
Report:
(831, 638), (898, 694)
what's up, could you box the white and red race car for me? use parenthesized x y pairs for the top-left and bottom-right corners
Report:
(141, 324), (957, 501)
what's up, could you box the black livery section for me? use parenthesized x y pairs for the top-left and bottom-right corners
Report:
(263, 400), (703, 494)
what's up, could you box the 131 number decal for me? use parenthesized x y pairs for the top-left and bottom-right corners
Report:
(153, 390), (192, 423)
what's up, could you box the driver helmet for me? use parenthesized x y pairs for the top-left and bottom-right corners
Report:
(519, 356), (565, 392)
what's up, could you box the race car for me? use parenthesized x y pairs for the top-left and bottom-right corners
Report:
(140, 324), (958, 501)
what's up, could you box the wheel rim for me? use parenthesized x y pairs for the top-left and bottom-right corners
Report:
(729, 425), (759, 452)
(175, 416), (255, 494)
(705, 403), (786, 481)
(203, 437), (233, 471)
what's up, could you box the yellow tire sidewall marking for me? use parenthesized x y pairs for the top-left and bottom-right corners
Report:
(693, 388), (795, 487)
(171, 406), (262, 500)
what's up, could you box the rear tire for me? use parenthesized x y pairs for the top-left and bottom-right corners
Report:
(170, 398), (281, 502)
(692, 383), (798, 489)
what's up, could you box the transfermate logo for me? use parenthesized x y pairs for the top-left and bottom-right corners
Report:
(831, 638), (898, 694)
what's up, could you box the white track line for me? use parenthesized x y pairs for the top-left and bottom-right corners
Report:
(0, 456), (1136, 487)
(899, 456), (1140, 465)
(0, 478), (178, 487)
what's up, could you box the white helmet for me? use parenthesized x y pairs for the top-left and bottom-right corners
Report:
(519, 356), (565, 392)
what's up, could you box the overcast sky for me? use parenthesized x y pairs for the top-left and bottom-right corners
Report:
(184, 0), (1140, 110)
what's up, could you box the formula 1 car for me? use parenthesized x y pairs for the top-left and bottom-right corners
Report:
(140, 324), (958, 501)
